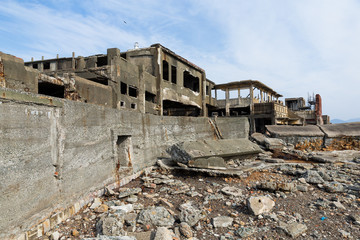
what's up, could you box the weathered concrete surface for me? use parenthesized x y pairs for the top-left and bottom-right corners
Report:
(320, 122), (360, 138)
(215, 117), (249, 139)
(320, 122), (360, 146)
(188, 156), (227, 170)
(0, 51), (38, 93)
(0, 88), (249, 239)
(167, 139), (262, 164)
(267, 125), (324, 137)
(266, 123), (360, 147)
(266, 125), (324, 146)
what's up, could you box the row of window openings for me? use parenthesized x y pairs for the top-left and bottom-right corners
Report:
(121, 82), (156, 104)
(120, 101), (136, 109)
(162, 60), (200, 93)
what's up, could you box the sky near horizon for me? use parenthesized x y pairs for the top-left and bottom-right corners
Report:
(0, 0), (359, 120)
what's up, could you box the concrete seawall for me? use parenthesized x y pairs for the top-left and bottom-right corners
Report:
(0, 88), (249, 239)
(266, 123), (360, 147)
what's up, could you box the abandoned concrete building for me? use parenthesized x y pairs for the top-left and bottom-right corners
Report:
(0, 44), (338, 239)
(3, 43), (324, 132)
(285, 94), (330, 125)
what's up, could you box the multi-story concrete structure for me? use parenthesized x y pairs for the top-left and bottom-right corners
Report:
(23, 44), (216, 117)
(1, 43), (327, 133)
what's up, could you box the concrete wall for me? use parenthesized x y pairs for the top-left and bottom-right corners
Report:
(266, 123), (360, 146)
(0, 51), (38, 93)
(0, 88), (248, 239)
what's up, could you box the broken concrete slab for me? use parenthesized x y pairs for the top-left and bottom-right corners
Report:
(251, 132), (267, 146)
(167, 138), (262, 165)
(266, 125), (325, 146)
(310, 150), (360, 163)
(266, 125), (325, 137)
(188, 156), (226, 170)
(264, 138), (286, 150)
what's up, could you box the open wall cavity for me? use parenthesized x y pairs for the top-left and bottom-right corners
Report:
(183, 71), (199, 92)
(163, 100), (200, 116)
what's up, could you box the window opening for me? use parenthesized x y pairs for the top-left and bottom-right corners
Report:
(171, 65), (177, 84)
(43, 62), (50, 70)
(38, 82), (64, 98)
(162, 60), (169, 81)
(183, 71), (199, 92)
(121, 82), (127, 95)
(97, 56), (108, 67)
(129, 86), (138, 98)
(145, 91), (156, 103)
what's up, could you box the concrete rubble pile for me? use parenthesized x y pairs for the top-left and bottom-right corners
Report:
(39, 137), (360, 240)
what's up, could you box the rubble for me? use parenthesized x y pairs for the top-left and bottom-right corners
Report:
(33, 144), (360, 240)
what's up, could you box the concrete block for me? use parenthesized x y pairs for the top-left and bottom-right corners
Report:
(168, 138), (262, 164)
(188, 156), (226, 169)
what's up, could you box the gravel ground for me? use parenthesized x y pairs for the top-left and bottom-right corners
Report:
(38, 152), (360, 240)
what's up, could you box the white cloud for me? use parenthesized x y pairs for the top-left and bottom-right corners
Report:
(0, 0), (359, 119)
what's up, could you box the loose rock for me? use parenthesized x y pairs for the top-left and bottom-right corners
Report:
(247, 196), (275, 215)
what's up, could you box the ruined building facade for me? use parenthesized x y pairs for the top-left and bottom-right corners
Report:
(2, 43), (328, 133)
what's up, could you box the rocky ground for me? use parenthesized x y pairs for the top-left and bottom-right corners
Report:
(39, 147), (360, 240)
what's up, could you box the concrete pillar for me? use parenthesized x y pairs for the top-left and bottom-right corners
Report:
(201, 72), (207, 116)
(138, 65), (146, 114)
(250, 85), (255, 133)
(260, 90), (263, 103)
(215, 89), (217, 99)
(107, 48), (120, 64)
(71, 52), (75, 70)
(238, 88), (241, 105)
(154, 46), (163, 115)
(225, 88), (230, 116)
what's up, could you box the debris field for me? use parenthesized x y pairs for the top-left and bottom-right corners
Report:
(38, 146), (360, 240)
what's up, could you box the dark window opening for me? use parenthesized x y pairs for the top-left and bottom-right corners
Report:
(162, 60), (169, 81)
(120, 101), (125, 107)
(129, 86), (138, 98)
(171, 65), (177, 84)
(120, 53), (127, 59)
(38, 82), (64, 98)
(97, 56), (108, 67)
(32, 63), (38, 69)
(145, 91), (156, 103)
(163, 100), (200, 116)
(131, 103), (136, 109)
(121, 82), (127, 95)
(255, 118), (272, 133)
(183, 71), (199, 92)
(43, 62), (50, 70)
(206, 86), (210, 96)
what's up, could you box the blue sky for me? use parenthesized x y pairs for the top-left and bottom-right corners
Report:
(1, 0), (359, 120)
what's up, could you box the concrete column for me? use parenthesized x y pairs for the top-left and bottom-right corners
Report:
(201, 72), (207, 116)
(250, 85), (255, 133)
(71, 52), (75, 70)
(154, 46), (163, 115)
(238, 88), (241, 105)
(260, 90), (263, 103)
(215, 89), (217, 99)
(138, 65), (146, 114)
(225, 88), (230, 116)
